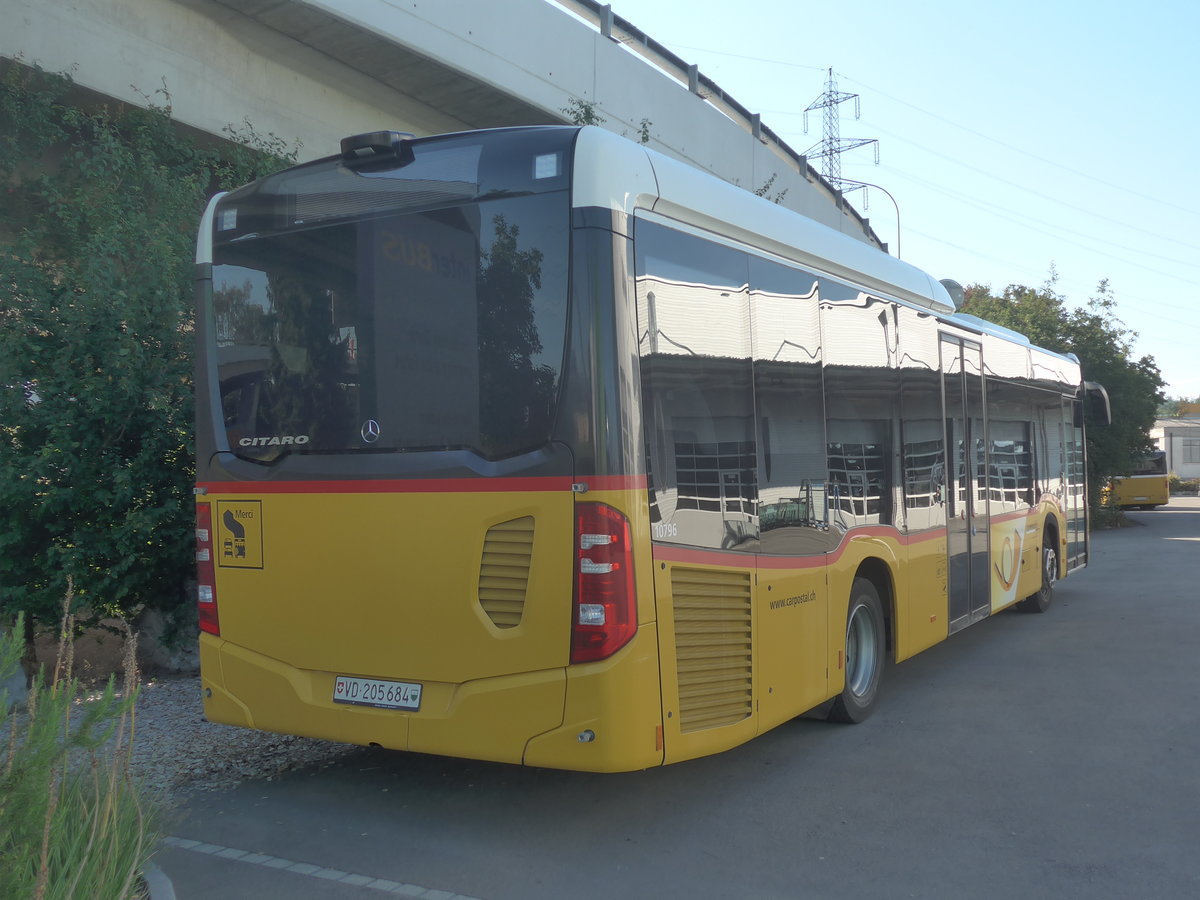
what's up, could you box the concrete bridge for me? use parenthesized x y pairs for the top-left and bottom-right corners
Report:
(2, 0), (884, 246)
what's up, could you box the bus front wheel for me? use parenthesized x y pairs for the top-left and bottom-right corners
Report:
(1018, 538), (1056, 614)
(828, 577), (885, 724)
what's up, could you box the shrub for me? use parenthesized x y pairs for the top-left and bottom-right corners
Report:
(0, 62), (294, 635)
(1169, 473), (1199, 495)
(1090, 493), (1128, 530)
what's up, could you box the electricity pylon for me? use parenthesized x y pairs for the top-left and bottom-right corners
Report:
(803, 68), (879, 193)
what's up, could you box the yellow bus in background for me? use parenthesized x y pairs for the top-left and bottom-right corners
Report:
(1108, 451), (1169, 509)
(193, 126), (1109, 772)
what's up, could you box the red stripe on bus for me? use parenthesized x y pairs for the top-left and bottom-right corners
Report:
(991, 509), (1035, 526)
(196, 474), (647, 495)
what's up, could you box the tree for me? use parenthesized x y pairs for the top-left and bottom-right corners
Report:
(560, 98), (606, 126)
(961, 275), (1164, 506)
(0, 64), (293, 636)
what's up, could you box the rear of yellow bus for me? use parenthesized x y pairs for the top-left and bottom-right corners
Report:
(1108, 452), (1169, 509)
(193, 127), (663, 772)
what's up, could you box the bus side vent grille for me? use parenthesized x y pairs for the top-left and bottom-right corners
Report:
(671, 567), (753, 733)
(478, 517), (535, 629)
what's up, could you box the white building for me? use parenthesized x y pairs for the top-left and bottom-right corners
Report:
(1152, 417), (1200, 481)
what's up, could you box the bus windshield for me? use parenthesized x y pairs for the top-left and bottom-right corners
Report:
(208, 129), (574, 462)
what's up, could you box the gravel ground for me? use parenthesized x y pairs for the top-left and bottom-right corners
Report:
(127, 674), (354, 800)
(6, 626), (355, 805)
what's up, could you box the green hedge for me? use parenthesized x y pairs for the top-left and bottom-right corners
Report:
(0, 63), (293, 632)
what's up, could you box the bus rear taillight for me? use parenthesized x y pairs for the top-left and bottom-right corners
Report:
(195, 503), (220, 636)
(571, 502), (636, 664)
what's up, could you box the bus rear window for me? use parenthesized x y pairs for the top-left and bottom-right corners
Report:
(1131, 452), (1167, 475)
(211, 192), (568, 461)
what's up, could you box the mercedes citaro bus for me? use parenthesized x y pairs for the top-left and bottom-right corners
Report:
(193, 126), (1110, 772)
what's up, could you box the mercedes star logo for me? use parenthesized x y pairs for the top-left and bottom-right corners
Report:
(360, 419), (381, 443)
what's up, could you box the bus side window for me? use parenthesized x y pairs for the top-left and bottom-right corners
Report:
(821, 288), (900, 531)
(635, 220), (758, 552)
(750, 256), (833, 555)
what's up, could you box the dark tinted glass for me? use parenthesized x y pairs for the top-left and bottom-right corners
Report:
(212, 186), (568, 462)
(1131, 452), (1167, 475)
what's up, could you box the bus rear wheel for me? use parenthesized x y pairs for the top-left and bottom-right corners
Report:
(828, 577), (885, 724)
(1018, 538), (1056, 614)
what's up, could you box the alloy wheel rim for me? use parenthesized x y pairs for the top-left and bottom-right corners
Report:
(847, 603), (878, 697)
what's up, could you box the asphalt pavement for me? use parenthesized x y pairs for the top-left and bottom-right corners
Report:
(153, 497), (1200, 900)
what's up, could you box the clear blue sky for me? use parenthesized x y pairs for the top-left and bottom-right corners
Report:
(602, 0), (1200, 400)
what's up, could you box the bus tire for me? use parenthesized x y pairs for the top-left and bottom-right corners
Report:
(828, 577), (886, 724)
(1018, 537), (1056, 614)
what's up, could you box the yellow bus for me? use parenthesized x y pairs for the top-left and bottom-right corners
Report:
(194, 126), (1110, 772)
(1107, 451), (1169, 509)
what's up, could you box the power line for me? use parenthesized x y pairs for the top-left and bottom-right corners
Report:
(870, 164), (1200, 279)
(902, 223), (1198, 328)
(837, 73), (1200, 222)
(662, 41), (1198, 220)
(660, 39), (1198, 262)
(666, 42), (827, 73)
(835, 123), (1200, 255)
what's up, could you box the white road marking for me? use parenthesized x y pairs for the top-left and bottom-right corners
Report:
(161, 835), (482, 899)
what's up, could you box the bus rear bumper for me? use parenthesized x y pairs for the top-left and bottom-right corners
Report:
(199, 634), (566, 766)
(199, 627), (665, 771)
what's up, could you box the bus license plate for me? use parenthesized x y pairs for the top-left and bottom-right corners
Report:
(333, 675), (422, 711)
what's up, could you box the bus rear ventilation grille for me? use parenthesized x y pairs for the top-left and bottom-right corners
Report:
(478, 517), (535, 629)
(671, 567), (753, 733)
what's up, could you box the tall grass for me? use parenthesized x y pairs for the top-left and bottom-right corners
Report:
(0, 586), (161, 899)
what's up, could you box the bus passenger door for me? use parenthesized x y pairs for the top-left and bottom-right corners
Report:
(941, 335), (991, 633)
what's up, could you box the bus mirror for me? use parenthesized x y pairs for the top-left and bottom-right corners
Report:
(938, 278), (965, 309)
(1082, 381), (1112, 427)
